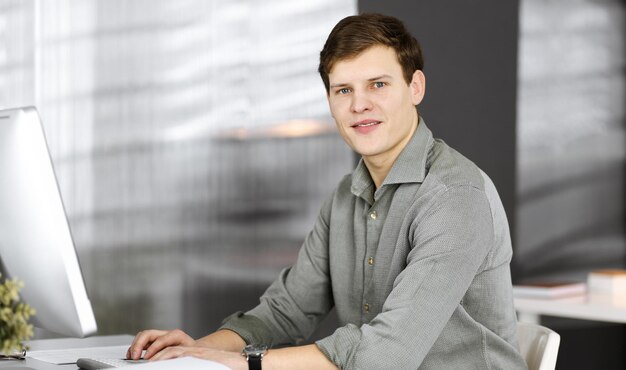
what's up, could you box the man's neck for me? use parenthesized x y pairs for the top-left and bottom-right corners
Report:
(363, 116), (419, 189)
(363, 154), (398, 190)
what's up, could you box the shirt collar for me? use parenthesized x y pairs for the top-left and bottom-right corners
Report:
(382, 116), (433, 186)
(351, 116), (433, 199)
(350, 158), (375, 203)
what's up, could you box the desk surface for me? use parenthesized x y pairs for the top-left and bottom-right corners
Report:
(0, 335), (133, 370)
(515, 295), (626, 324)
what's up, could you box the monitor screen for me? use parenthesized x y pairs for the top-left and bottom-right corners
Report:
(0, 106), (97, 337)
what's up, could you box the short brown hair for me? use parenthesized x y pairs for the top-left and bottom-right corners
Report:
(318, 13), (424, 93)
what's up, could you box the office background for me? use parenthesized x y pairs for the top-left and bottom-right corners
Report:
(0, 0), (624, 369)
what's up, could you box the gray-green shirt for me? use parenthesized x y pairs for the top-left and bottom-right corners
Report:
(221, 119), (527, 369)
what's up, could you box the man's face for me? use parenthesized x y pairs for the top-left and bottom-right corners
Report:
(327, 45), (425, 165)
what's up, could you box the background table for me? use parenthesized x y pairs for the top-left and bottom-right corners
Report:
(515, 295), (626, 324)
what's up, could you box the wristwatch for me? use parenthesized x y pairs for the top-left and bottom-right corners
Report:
(241, 344), (268, 370)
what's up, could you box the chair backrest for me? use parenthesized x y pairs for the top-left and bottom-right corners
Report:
(516, 322), (561, 370)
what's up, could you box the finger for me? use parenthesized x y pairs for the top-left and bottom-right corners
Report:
(128, 330), (167, 360)
(144, 330), (194, 359)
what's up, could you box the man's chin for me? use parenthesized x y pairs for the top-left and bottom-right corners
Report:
(346, 140), (386, 159)
(356, 148), (385, 160)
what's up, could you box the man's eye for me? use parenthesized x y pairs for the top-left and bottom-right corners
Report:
(373, 81), (386, 88)
(337, 88), (351, 94)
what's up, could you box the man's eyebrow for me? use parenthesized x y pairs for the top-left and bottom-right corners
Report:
(329, 82), (349, 89)
(330, 75), (393, 89)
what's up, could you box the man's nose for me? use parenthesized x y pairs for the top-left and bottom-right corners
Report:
(350, 91), (373, 113)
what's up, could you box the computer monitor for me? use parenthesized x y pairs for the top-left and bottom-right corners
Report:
(0, 106), (97, 338)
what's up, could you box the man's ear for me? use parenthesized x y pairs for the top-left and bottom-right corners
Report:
(410, 70), (426, 106)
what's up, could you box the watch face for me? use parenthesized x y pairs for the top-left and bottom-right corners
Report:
(242, 344), (268, 357)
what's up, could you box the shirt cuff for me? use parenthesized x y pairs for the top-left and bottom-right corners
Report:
(315, 324), (362, 369)
(219, 311), (274, 346)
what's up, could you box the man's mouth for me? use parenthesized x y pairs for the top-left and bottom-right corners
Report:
(352, 120), (381, 128)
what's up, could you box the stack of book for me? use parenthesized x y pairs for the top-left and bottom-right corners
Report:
(587, 269), (626, 306)
(512, 282), (586, 299)
(587, 269), (626, 294)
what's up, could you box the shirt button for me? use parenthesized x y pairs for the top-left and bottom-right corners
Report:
(368, 257), (374, 265)
(363, 303), (370, 312)
(369, 211), (378, 220)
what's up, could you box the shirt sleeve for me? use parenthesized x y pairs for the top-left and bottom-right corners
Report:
(316, 185), (496, 369)
(220, 193), (334, 346)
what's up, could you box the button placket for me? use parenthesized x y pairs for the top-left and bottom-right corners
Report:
(363, 203), (381, 321)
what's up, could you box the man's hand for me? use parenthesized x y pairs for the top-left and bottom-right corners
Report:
(127, 329), (338, 370)
(150, 346), (247, 370)
(127, 329), (196, 360)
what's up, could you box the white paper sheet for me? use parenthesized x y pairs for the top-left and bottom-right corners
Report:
(116, 356), (232, 369)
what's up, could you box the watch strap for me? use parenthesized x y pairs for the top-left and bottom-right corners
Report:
(248, 355), (262, 370)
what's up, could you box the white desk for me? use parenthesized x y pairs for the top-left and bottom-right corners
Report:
(515, 295), (626, 324)
(0, 335), (133, 370)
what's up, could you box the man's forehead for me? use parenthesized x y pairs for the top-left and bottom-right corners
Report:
(329, 46), (403, 82)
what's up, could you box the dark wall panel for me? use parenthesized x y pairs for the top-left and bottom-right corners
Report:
(358, 1), (519, 265)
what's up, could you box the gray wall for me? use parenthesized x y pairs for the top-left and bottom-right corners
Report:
(517, 0), (625, 284)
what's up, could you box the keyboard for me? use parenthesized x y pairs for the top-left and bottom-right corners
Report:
(27, 345), (130, 364)
(77, 358), (148, 369)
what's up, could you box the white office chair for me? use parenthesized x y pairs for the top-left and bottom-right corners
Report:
(516, 322), (561, 370)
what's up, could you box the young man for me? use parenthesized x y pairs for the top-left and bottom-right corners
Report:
(128, 13), (527, 370)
